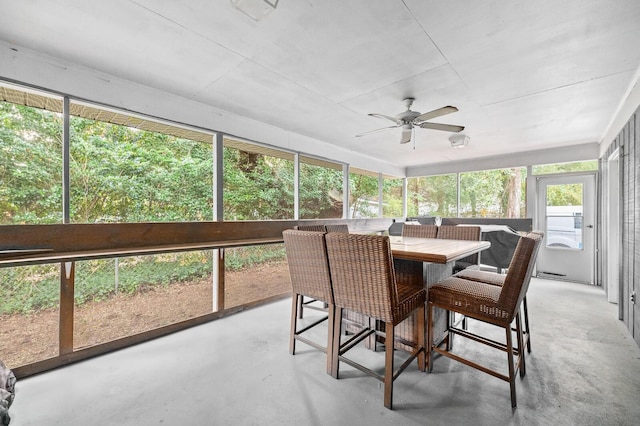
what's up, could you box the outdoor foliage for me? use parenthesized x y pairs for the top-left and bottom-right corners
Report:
(299, 162), (343, 219)
(349, 172), (378, 218)
(407, 169), (526, 218)
(0, 103), (63, 223)
(0, 98), (588, 316)
(382, 177), (403, 217)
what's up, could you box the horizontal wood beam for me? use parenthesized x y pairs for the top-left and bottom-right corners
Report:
(0, 219), (396, 266)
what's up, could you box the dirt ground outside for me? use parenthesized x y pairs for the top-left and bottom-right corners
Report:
(0, 262), (292, 369)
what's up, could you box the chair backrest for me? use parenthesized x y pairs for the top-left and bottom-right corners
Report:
(325, 224), (349, 233)
(282, 229), (334, 304)
(402, 224), (438, 238)
(498, 233), (543, 318)
(520, 230), (544, 297)
(436, 225), (481, 240)
(436, 225), (482, 265)
(294, 224), (326, 232)
(325, 233), (397, 323)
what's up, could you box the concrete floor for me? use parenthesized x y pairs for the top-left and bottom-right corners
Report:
(9, 278), (640, 426)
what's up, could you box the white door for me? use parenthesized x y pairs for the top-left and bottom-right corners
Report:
(535, 174), (596, 284)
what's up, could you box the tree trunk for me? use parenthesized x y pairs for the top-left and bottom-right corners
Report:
(506, 168), (522, 218)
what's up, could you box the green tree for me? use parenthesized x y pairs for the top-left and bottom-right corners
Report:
(349, 173), (378, 218)
(223, 147), (294, 220)
(0, 103), (63, 224)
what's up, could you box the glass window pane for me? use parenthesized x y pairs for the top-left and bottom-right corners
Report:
(406, 174), (457, 217)
(299, 157), (343, 219)
(545, 183), (583, 249)
(533, 160), (598, 175)
(382, 177), (403, 218)
(0, 264), (60, 368)
(0, 86), (63, 224)
(74, 251), (215, 349)
(349, 169), (378, 218)
(224, 244), (289, 308)
(223, 138), (294, 220)
(69, 103), (214, 223)
(459, 168), (526, 218)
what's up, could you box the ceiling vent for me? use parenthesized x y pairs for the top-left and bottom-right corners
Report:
(231, 0), (279, 21)
(449, 134), (470, 148)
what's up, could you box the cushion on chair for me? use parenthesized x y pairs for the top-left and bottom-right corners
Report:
(455, 269), (506, 286)
(429, 276), (509, 322)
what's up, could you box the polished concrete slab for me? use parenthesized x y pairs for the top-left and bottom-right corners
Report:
(9, 278), (640, 425)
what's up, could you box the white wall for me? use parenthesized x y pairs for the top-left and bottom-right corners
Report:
(600, 65), (640, 155)
(407, 143), (600, 177)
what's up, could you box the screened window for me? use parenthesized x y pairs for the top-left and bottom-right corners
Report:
(349, 168), (379, 218)
(69, 102), (214, 223)
(532, 160), (598, 175)
(382, 176), (403, 218)
(406, 174), (457, 217)
(73, 251), (216, 349)
(0, 263), (60, 367)
(299, 156), (343, 219)
(224, 244), (289, 308)
(223, 137), (294, 220)
(0, 84), (63, 224)
(459, 168), (526, 218)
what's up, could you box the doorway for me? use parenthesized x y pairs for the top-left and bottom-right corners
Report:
(535, 173), (596, 284)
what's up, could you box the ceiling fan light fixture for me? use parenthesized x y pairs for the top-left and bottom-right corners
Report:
(449, 134), (469, 148)
(231, 0), (278, 21)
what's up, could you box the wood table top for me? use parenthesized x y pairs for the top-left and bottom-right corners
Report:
(389, 236), (491, 264)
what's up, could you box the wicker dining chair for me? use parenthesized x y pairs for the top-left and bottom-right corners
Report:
(454, 231), (544, 354)
(427, 233), (543, 408)
(436, 225), (482, 273)
(283, 229), (336, 374)
(325, 223), (349, 233)
(294, 224), (326, 232)
(325, 232), (426, 410)
(292, 225), (329, 319)
(436, 225), (482, 337)
(401, 224), (438, 238)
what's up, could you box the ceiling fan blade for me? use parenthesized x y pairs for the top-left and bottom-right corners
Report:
(368, 113), (403, 125)
(414, 106), (458, 123)
(400, 126), (413, 144)
(419, 122), (465, 133)
(356, 124), (400, 137)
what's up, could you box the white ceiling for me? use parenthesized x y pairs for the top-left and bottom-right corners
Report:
(1, 0), (639, 169)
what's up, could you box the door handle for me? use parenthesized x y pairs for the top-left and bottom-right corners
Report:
(586, 225), (593, 228)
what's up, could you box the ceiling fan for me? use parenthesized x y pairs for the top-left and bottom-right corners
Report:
(356, 98), (464, 145)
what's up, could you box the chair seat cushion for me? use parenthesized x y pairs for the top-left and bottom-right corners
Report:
(429, 277), (510, 323)
(455, 269), (506, 287)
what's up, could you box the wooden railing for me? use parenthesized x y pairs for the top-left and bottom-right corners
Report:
(1, 218), (395, 377)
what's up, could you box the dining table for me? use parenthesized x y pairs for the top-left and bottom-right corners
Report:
(389, 236), (491, 264)
(387, 236), (491, 351)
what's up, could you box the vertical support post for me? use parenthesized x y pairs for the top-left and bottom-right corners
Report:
(213, 133), (224, 311)
(294, 153), (300, 220)
(59, 261), (74, 355)
(343, 164), (350, 219)
(456, 172), (461, 218)
(402, 177), (408, 219)
(62, 96), (70, 224)
(378, 173), (383, 218)
(213, 133), (224, 222)
(60, 96), (74, 355)
(216, 248), (225, 312)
